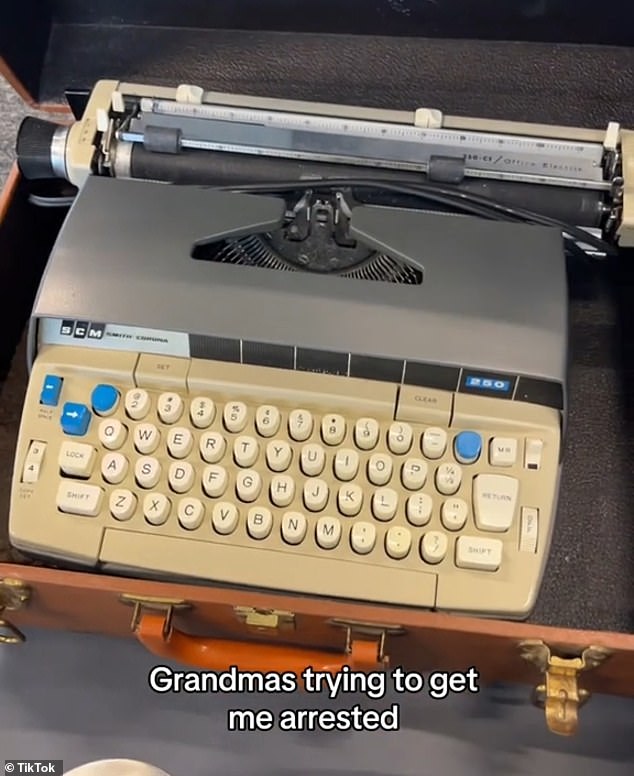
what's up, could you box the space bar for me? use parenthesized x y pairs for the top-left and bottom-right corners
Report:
(100, 529), (437, 607)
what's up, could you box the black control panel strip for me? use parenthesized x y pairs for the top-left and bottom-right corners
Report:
(189, 334), (564, 411)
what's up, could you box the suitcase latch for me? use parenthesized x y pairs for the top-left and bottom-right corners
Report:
(330, 618), (406, 666)
(119, 593), (191, 636)
(0, 578), (30, 645)
(519, 640), (611, 736)
(233, 606), (296, 632)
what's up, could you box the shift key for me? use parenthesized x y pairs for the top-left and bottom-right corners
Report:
(396, 385), (453, 425)
(57, 482), (103, 516)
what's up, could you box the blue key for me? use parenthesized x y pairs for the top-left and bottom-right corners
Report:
(40, 374), (63, 406)
(454, 431), (482, 464)
(91, 384), (120, 415)
(61, 403), (91, 436)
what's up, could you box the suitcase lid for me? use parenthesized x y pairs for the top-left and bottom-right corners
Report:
(1, 1), (634, 125)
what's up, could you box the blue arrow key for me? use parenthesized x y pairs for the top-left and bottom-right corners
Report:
(91, 384), (120, 416)
(454, 431), (482, 464)
(61, 403), (91, 436)
(40, 374), (63, 406)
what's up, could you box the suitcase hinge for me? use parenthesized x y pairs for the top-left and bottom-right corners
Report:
(0, 578), (30, 645)
(233, 606), (296, 632)
(519, 639), (611, 736)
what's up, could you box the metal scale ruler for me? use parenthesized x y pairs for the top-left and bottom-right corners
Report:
(117, 97), (610, 191)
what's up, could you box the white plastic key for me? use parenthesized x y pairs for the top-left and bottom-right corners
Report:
(321, 414), (346, 446)
(101, 452), (129, 485)
(212, 501), (238, 535)
(56, 482), (103, 516)
(350, 521), (376, 554)
(473, 474), (519, 532)
(489, 437), (518, 467)
(288, 409), (313, 441)
(56, 482), (103, 517)
(199, 431), (226, 463)
(303, 478), (329, 512)
(270, 475), (295, 507)
(281, 511), (307, 545)
(134, 423), (160, 455)
(372, 488), (398, 521)
(387, 422), (413, 455)
(422, 427), (447, 459)
(385, 526), (412, 559)
(135, 457), (161, 489)
(316, 516), (341, 549)
(334, 449), (359, 481)
(57, 441), (94, 479)
(177, 498), (205, 530)
(435, 463), (462, 495)
(401, 458), (428, 490)
(99, 419), (127, 450)
(337, 484), (363, 516)
(354, 418), (380, 450)
(233, 436), (259, 468)
(143, 493), (170, 525)
(157, 392), (184, 424)
(167, 427), (194, 459)
(247, 507), (273, 539)
(202, 465), (228, 498)
(190, 397), (215, 429)
(265, 440), (292, 472)
(223, 401), (248, 433)
(456, 536), (502, 571)
(168, 462), (195, 493)
(300, 443), (326, 476)
(367, 453), (392, 486)
(421, 531), (448, 564)
(441, 498), (468, 531)
(406, 493), (433, 526)
(125, 389), (151, 420)
(255, 405), (281, 437)
(236, 470), (262, 502)
(58, 442), (96, 478)
(109, 489), (136, 521)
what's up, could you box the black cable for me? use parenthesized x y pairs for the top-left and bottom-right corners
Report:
(25, 176), (617, 257)
(214, 178), (617, 257)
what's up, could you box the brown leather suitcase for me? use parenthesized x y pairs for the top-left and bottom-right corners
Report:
(1, 1), (633, 738)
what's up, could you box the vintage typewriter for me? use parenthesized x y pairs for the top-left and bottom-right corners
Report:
(8, 80), (632, 619)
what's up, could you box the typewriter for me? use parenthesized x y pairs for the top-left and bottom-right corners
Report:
(8, 80), (632, 619)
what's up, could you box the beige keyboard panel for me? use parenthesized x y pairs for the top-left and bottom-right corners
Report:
(9, 345), (562, 619)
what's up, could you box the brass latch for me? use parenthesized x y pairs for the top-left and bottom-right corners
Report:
(0, 578), (30, 645)
(119, 593), (191, 635)
(519, 640), (611, 736)
(234, 606), (296, 632)
(330, 618), (406, 665)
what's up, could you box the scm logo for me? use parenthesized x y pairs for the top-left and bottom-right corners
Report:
(59, 319), (105, 340)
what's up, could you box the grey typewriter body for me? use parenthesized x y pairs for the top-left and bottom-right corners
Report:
(9, 176), (566, 619)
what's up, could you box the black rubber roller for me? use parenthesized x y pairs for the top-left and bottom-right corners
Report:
(16, 117), (65, 180)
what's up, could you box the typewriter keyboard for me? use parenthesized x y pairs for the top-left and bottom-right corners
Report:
(10, 346), (561, 619)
